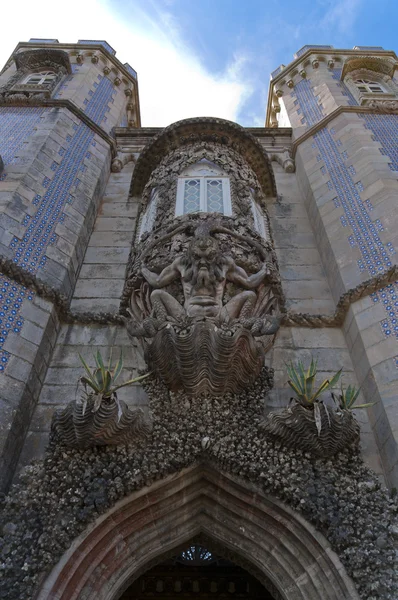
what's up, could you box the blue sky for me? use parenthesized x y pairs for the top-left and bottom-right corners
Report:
(1, 0), (397, 126)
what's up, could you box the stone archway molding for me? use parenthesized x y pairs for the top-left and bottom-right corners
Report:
(36, 466), (359, 600)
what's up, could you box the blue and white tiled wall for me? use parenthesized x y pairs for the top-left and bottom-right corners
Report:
(292, 77), (398, 363)
(0, 75), (116, 371)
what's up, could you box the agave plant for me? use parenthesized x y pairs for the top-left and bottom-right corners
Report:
(286, 359), (342, 435)
(78, 349), (150, 419)
(332, 383), (375, 411)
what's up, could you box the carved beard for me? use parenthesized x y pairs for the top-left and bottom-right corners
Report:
(182, 250), (225, 292)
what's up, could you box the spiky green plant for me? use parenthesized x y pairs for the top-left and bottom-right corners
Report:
(286, 358), (342, 406)
(286, 359), (342, 436)
(78, 349), (150, 418)
(332, 383), (375, 411)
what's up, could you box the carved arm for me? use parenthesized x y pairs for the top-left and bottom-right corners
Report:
(227, 260), (272, 290)
(141, 259), (181, 289)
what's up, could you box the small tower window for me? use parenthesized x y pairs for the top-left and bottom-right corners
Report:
(354, 79), (385, 94)
(250, 191), (269, 240)
(23, 71), (57, 85)
(176, 160), (232, 216)
(138, 188), (159, 239)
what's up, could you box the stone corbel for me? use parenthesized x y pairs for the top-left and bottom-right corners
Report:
(103, 66), (111, 75)
(111, 149), (136, 172)
(270, 148), (295, 173)
(126, 101), (136, 127)
(114, 77), (121, 86)
(76, 53), (84, 64)
(275, 89), (283, 98)
(287, 79), (294, 88)
(91, 54), (99, 64)
(125, 87), (133, 97)
(328, 59), (335, 69)
(312, 59), (319, 69)
(300, 69), (306, 79)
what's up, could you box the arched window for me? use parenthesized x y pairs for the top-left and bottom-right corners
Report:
(138, 188), (159, 239)
(23, 71), (57, 86)
(354, 79), (385, 94)
(250, 190), (269, 240)
(176, 160), (232, 216)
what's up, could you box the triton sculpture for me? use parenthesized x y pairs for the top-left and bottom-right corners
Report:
(124, 218), (282, 395)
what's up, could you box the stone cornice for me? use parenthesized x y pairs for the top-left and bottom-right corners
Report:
(291, 104), (398, 157)
(129, 117), (278, 198)
(265, 48), (398, 126)
(1, 42), (142, 128)
(0, 97), (117, 157)
(2, 42), (137, 86)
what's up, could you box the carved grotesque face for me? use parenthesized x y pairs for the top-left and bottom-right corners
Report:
(190, 236), (219, 263)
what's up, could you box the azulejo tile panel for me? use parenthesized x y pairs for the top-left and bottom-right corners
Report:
(0, 77), (116, 372)
(0, 107), (47, 371)
(294, 80), (398, 360)
(330, 69), (358, 106)
(291, 79), (324, 127)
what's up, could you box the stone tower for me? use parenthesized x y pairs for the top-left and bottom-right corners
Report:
(267, 44), (398, 486)
(0, 40), (397, 600)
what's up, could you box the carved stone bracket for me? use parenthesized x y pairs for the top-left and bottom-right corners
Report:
(111, 148), (136, 172)
(123, 216), (282, 396)
(270, 148), (295, 173)
(363, 99), (398, 114)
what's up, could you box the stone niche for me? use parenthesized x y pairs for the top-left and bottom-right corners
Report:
(121, 120), (284, 396)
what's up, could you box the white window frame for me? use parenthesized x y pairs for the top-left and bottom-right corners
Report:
(250, 194), (268, 240)
(138, 188), (159, 239)
(354, 79), (386, 94)
(176, 177), (232, 217)
(23, 71), (57, 85)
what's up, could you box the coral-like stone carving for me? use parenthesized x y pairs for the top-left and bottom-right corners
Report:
(51, 396), (151, 449)
(144, 320), (268, 395)
(261, 402), (360, 457)
(124, 217), (282, 395)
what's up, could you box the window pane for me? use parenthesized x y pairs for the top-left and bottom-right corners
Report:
(206, 179), (224, 213)
(183, 179), (201, 213)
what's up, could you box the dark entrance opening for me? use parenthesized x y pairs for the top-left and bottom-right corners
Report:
(119, 544), (278, 600)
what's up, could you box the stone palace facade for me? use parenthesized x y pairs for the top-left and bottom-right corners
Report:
(0, 39), (397, 600)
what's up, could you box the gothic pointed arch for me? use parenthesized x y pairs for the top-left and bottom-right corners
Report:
(36, 467), (359, 600)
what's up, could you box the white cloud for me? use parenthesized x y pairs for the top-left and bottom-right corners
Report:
(320, 0), (362, 35)
(0, 0), (252, 127)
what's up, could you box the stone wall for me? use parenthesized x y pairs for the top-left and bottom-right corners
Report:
(0, 42), (138, 491)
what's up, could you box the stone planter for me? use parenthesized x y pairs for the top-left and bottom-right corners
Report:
(261, 402), (360, 457)
(51, 395), (151, 449)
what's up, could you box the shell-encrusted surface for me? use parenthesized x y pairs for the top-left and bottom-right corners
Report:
(261, 402), (360, 457)
(51, 395), (151, 448)
(146, 320), (269, 395)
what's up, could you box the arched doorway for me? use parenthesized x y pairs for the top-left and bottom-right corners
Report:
(37, 466), (359, 600)
(119, 543), (278, 600)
